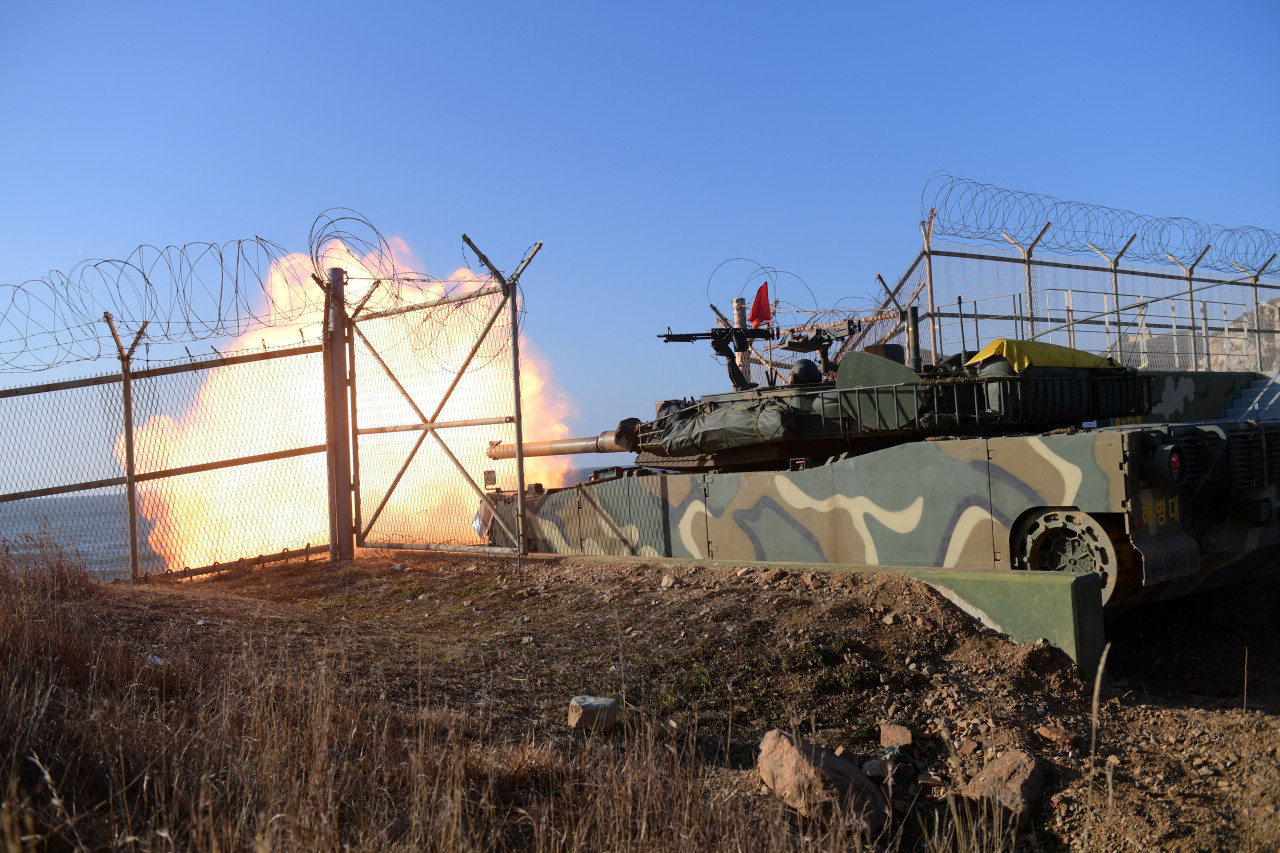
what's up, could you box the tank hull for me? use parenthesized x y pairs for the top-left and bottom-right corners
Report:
(488, 421), (1280, 613)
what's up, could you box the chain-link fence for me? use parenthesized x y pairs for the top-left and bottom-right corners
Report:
(723, 237), (1280, 390)
(0, 345), (329, 580)
(1, 211), (545, 579)
(923, 243), (1280, 371)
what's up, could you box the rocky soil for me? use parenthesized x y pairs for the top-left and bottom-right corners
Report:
(118, 554), (1280, 851)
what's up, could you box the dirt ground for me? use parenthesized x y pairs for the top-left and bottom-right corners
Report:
(116, 553), (1280, 852)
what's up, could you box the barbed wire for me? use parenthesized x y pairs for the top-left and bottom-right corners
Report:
(923, 172), (1280, 275)
(0, 236), (288, 372)
(0, 209), (520, 374)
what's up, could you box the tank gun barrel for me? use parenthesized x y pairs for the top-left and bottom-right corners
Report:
(486, 418), (640, 459)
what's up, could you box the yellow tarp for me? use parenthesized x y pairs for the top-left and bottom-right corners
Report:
(965, 339), (1122, 373)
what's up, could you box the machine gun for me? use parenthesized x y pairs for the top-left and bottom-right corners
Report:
(659, 326), (776, 390)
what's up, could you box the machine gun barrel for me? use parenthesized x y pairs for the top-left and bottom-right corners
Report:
(659, 327), (775, 343)
(486, 419), (640, 459)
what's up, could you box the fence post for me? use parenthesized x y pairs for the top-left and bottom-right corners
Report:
(1065, 290), (1076, 350)
(1088, 236), (1136, 364)
(921, 209), (940, 361)
(1200, 302), (1210, 370)
(324, 268), (355, 561)
(462, 235), (542, 557)
(104, 313), (148, 583)
(1138, 306), (1149, 367)
(732, 297), (751, 381)
(1102, 294), (1113, 352)
(507, 276), (528, 556)
(1166, 245), (1211, 370)
(1002, 222), (1051, 339)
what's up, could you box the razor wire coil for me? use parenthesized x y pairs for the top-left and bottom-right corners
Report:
(0, 209), (519, 374)
(923, 172), (1280, 275)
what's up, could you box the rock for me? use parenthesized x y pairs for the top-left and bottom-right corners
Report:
(661, 573), (676, 589)
(416, 593), (430, 601)
(757, 730), (889, 833)
(392, 562), (406, 571)
(880, 723), (914, 749)
(958, 738), (980, 756)
(963, 750), (1044, 830)
(735, 567), (752, 577)
(519, 614), (531, 623)
(802, 571), (825, 589)
(881, 613), (898, 625)
(862, 758), (887, 781)
(1036, 724), (1075, 750)
(879, 673), (892, 684)
(521, 635), (536, 644)
(761, 568), (788, 584)
(567, 696), (618, 732)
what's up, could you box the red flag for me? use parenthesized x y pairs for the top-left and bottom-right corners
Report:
(748, 282), (771, 328)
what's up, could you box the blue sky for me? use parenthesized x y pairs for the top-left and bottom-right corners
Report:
(2, 0), (1278, 430)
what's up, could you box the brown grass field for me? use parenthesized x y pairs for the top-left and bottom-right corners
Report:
(2, 536), (1278, 851)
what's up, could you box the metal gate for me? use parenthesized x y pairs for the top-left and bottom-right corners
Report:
(324, 238), (539, 557)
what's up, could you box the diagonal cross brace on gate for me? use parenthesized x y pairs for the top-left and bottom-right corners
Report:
(338, 237), (542, 555)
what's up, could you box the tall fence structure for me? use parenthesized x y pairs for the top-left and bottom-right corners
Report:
(0, 211), (537, 581)
(914, 173), (1280, 371)
(733, 176), (1280, 385)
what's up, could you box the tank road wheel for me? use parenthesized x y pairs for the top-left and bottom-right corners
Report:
(1012, 509), (1120, 605)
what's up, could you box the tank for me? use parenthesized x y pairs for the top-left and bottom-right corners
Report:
(479, 310), (1279, 623)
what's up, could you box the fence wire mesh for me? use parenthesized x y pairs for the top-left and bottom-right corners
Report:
(0, 376), (138, 579)
(0, 209), (543, 577)
(352, 286), (523, 550)
(924, 243), (1280, 371)
(0, 488), (134, 581)
(733, 237), (1279, 388)
(0, 346), (328, 579)
(128, 348), (328, 574)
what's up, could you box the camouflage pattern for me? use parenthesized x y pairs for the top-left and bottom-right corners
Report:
(502, 418), (1280, 611)
(520, 431), (1123, 564)
(1116, 370), (1260, 424)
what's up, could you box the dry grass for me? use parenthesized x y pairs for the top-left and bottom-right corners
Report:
(0, 541), (1041, 852)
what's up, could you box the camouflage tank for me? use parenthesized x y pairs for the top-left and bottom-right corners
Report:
(481, 310), (1279, 634)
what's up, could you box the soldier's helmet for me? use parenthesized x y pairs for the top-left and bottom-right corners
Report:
(791, 358), (823, 385)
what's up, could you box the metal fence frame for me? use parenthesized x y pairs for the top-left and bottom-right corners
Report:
(889, 233), (1280, 373)
(0, 341), (329, 581)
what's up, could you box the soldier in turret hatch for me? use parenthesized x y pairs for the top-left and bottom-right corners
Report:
(790, 358), (823, 386)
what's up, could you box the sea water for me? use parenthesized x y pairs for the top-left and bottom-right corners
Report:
(0, 492), (160, 581)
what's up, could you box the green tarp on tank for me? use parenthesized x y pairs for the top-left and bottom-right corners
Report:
(661, 400), (798, 456)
